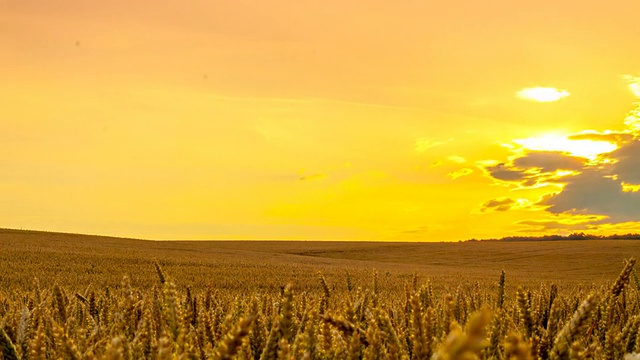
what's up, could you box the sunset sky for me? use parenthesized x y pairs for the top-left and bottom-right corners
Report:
(2, 0), (640, 240)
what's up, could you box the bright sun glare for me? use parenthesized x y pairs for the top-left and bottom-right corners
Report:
(630, 83), (640, 97)
(624, 75), (640, 97)
(516, 87), (570, 102)
(514, 134), (617, 159)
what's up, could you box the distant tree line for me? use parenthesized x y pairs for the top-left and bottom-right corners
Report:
(465, 232), (640, 242)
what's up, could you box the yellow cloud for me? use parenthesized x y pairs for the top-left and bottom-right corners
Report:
(477, 197), (532, 213)
(447, 155), (467, 164)
(414, 138), (451, 153)
(448, 168), (473, 180)
(622, 182), (640, 193)
(516, 87), (570, 102)
(623, 75), (640, 132)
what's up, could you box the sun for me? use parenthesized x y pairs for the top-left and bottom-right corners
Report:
(513, 134), (617, 159)
(516, 87), (570, 102)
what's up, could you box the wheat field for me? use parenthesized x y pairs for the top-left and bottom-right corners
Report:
(1, 229), (640, 359)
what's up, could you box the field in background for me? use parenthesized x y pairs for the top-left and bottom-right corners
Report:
(1, 228), (639, 293)
(2, 228), (640, 359)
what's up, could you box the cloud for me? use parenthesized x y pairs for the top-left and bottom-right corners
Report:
(481, 198), (515, 212)
(478, 79), (640, 232)
(622, 75), (640, 131)
(448, 168), (473, 180)
(486, 163), (529, 182)
(478, 197), (533, 213)
(513, 152), (585, 173)
(482, 126), (640, 229)
(414, 137), (452, 153)
(611, 141), (640, 185)
(485, 152), (586, 187)
(447, 155), (467, 164)
(568, 132), (633, 145)
(487, 138), (640, 225)
(622, 183), (640, 192)
(515, 219), (593, 232)
(540, 158), (640, 223)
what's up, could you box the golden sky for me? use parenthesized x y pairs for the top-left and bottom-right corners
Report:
(2, 0), (640, 240)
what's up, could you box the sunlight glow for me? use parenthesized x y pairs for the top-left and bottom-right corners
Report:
(514, 134), (617, 159)
(554, 170), (580, 177)
(624, 75), (640, 97)
(625, 106), (640, 132)
(622, 182), (640, 193)
(516, 87), (570, 102)
(623, 76), (640, 132)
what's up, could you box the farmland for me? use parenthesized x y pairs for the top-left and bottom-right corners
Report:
(1, 229), (638, 292)
(1, 228), (639, 359)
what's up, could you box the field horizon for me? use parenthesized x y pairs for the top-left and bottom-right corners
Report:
(2, 227), (639, 291)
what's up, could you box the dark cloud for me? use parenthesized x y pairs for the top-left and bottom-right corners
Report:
(515, 219), (594, 233)
(612, 141), (640, 184)
(536, 138), (640, 224)
(568, 132), (633, 144)
(513, 152), (585, 173)
(484, 134), (640, 228)
(485, 152), (586, 187)
(540, 169), (640, 222)
(486, 163), (528, 182)
(481, 198), (515, 212)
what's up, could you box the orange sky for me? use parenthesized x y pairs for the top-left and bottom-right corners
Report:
(2, 1), (640, 240)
